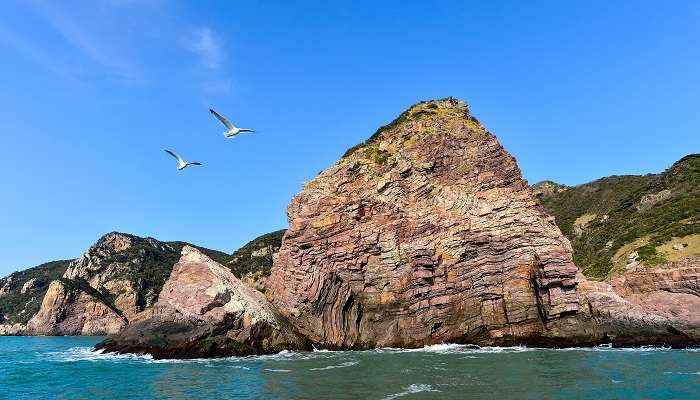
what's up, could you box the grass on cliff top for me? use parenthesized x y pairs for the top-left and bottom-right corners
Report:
(0, 260), (71, 325)
(537, 154), (700, 279)
(341, 97), (471, 159)
(227, 229), (286, 278)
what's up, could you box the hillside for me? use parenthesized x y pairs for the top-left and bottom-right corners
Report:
(0, 230), (285, 333)
(0, 260), (71, 325)
(536, 154), (700, 279)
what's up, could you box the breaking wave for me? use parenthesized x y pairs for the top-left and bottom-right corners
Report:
(380, 384), (440, 400)
(309, 360), (359, 371)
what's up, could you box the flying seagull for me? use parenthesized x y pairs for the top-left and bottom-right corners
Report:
(165, 150), (202, 170)
(209, 108), (255, 138)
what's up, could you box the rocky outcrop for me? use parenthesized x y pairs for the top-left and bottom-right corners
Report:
(0, 323), (24, 335)
(0, 260), (70, 327)
(14, 233), (182, 335)
(562, 258), (700, 347)
(63, 232), (182, 322)
(0, 277), (13, 299)
(635, 189), (673, 212)
(266, 98), (580, 348)
(531, 180), (568, 197)
(96, 246), (309, 358)
(20, 278), (43, 294)
(25, 280), (127, 335)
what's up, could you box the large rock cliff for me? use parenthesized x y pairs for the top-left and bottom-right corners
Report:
(266, 98), (580, 348)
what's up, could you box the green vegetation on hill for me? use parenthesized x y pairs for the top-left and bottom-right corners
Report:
(537, 154), (700, 279)
(0, 230), (286, 327)
(227, 229), (286, 278)
(0, 260), (71, 324)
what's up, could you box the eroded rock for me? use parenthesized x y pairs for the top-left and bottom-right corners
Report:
(267, 98), (580, 348)
(25, 280), (127, 335)
(96, 246), (309, 358)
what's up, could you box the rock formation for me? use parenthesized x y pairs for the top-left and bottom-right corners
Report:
(25, 279), (127, 335)
(531, 180), (568, 197)
(0, 260), (70, 327)
(266, 98), (580, 348)
(62, 232), (183, 322)
(262, 98), (700, 349)
(96, 246), (309, 359)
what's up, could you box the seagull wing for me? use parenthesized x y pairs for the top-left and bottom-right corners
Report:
(165, 149), (184, 163)
(209, 109), (234, 130)
(189, 162), (203, 166)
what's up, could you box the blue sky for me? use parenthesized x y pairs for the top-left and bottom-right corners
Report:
(1, 0), (698, 274)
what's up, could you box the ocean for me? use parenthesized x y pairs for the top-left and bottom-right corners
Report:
(1, 337), (699, 399)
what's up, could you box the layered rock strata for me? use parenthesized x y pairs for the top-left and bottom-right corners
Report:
(266, 98), (581, 348)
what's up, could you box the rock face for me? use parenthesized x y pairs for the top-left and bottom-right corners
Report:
(267, 98), (580, 348)
(96, 246), (309, 359)
(63, 232), (182, 322)
(25, 280), (127, 335)
(0, 323), (24, 335)
(0, 260), (70, 327)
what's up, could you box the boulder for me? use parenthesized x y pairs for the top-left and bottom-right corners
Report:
(96, 246), (310, 358)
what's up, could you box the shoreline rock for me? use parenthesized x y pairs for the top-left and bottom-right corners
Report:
(95, 246), (310, 359)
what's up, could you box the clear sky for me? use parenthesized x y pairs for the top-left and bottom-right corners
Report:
(1, 0), (698, 275)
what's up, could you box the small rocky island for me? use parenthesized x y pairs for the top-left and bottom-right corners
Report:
(3, 98), (700, 358)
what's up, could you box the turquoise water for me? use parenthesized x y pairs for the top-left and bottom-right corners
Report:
(1, 337), (700, 399)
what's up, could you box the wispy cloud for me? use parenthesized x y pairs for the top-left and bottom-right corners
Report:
(0, 25), (70, 77)
(31, 0), (136, 80)
(185, 28), (224, 70)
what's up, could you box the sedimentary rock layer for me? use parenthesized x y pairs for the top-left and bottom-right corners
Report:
(266, 98), (580, 348)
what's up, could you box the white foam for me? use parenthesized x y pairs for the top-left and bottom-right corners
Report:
(45, 347), (153, 362)
(264, 368), (291, 372)
(309, 361), (359, 371)
(381, 384), (440, 400)
(384, 344), (532, 354)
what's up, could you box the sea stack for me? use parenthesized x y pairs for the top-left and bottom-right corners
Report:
(266, 98), (580, 348)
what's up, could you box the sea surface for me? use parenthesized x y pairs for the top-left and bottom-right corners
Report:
(1, 337), (700, 399)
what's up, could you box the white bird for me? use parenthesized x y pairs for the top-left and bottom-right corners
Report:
(165, 150), (202, 170)
(209, 108), (255, 138)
